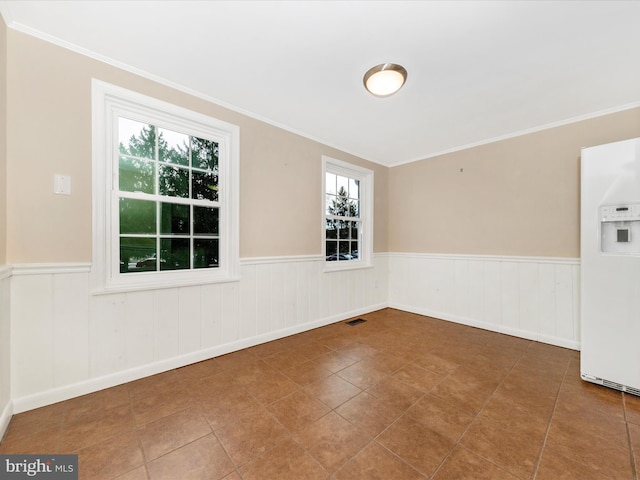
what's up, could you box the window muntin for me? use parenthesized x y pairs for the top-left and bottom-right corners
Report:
(322, 156), (373, 270)
(117, 118), (220, 274)
(325, 172), (361, 262)
(92, 80), (239, 293)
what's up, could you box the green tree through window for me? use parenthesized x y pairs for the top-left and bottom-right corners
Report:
(117, 117), (220, 273)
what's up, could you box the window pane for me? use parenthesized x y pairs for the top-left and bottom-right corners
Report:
(192, 170), (219, 201)
(326, 240), (337, 260)
(337, 175), (349, 196)
(119, 156), (155, 194)
(120, 237), (156, 273)
(194, 239), (219, 268)
(338, 241), (351, 255)
(325, 219), (337, 239)
(350, 221), (359, 240)
(160, 238), (190, 270)
(351, 241), (359, 259)
(159, 165), (189, 198)
(338, 223), (350, 239)
(158, 128), (189, 166)
(120, 198), (156, 234)
(326, 172), (336, 195)
(160, 202), (189, 235)
(349, 178), (360, 200)
(119, 118), (156, 159)
(194, 206), (219, 235)
(192, 137), (219, 171)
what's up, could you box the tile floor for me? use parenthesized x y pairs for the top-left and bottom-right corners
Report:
(1, 308), (639, 479)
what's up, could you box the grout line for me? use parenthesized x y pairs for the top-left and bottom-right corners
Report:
(623, 394), (639, 480)
(529, 356), (572, 480)
(429, 344), (533, 479)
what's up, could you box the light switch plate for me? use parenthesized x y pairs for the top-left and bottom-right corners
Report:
(54, 174), (71, 195)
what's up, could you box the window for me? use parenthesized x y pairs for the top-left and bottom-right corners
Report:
(323, 156), (373, 270)
(92, 80), (239, 292)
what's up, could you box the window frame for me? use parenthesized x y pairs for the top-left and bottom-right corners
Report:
(92, 79), (240, 293)
(322, 155), (374, 272)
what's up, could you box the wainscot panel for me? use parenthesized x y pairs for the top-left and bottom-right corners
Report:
(8, 256), (388, 413)
(388, 253), (580, 350)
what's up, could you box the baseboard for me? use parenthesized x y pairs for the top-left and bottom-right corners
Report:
(0, 400), (13, 443)
(11, 302), (387, 413)
(389, 302), (580, 351)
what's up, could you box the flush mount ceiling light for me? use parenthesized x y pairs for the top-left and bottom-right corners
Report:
(363, 63), (407, 97)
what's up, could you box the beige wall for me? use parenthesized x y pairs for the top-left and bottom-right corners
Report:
(389, 108), (640, 258)
(0, 16), (6, 265)
(5, 30), (387, 263)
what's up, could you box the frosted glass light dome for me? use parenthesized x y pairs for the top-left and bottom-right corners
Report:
(363, 63), (407, 97)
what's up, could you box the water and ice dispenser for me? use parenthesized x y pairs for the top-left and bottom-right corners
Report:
(600, 204), (640, 254)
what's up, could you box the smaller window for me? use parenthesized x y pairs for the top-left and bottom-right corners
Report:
(322, 156), (373, 270)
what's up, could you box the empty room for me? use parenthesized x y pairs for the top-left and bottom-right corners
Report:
(1, 1), (640, 479)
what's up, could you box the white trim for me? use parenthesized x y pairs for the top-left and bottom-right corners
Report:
(241, 255), (323, 266)
(387, 252), (580, 265)
(10, 303), (386, 413)
(11, 263), (91, 276)
(0, 400), (13, 442)
(0, 266), (11, 281)
(388, 101), (640, 168)
(91, 79), (240, 294)
(322, 156), (374, 272)
(5, 18), (640, 169)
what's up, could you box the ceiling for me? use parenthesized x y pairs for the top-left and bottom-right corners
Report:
(2, 1), (640, 167)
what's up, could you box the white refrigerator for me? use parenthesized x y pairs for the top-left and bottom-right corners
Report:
(581, 137), (640, 395)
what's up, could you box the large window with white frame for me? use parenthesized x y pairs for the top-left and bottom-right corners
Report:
(323, 156), (373, 270)
(92, 80), (239, 292)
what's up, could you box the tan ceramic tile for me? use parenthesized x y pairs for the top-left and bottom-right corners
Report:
(628, 422), (640, 475)
(332, 441), (425, 480)
(77, 430), (144, 479)
(336, 360), (391, 389)
(429, 367), (501, 415)
(131, 387), (194, 426)
(535, 446), (631, 480)
(182, 371), (242, 400)
(624, 392), (640, 425)
(313, 351), (359, 373)
(239, 437), (328, 480)
(137, 407), (212, 461)
(287, 340), (334, 360)
(432, 446), (520, 480)
(263, 350), (310, 371)
(228, 359), (278, 386)
(377, 414), (454, 477)
(460, 401), (548, 479)
(241, 371), (300, 405)
(282, 360), (333, 386)
(59, 403), (135, 452)
(199, 388), (265, 431)
(411, 351), (459, 375)
(128, 371), (182, 398)
(115, 465), (149, 480)
(214, 410), (290, 466)
(336, 342), (380, 360)
(64, 385), (130, 422)
(304, 374), (361, 409)
(0, 425), (61, 454)
(555, 381), (625, 421)
(406, 393), (475, 442)
(335, 391), (403, 437)
(392, 363), (446, 392)
(146, 434), (234, 480)
(365, 376), (424, 411)
(295, 412), (370, 472)
(3, 402), (65, 441)
(267, 390), (330, 432)
(175, 358), (225, 383)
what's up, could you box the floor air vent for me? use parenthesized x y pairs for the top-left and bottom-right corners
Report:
(345, 318), (367, 326)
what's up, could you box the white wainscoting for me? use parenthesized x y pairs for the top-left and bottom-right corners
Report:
(388, 253), (580, 350)
(0, 266), (12, 438)
(8, 256), (388, 413)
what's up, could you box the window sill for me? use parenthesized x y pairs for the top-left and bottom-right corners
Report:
(322, 260), (373, 273)
(92, 273), (241, 295)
